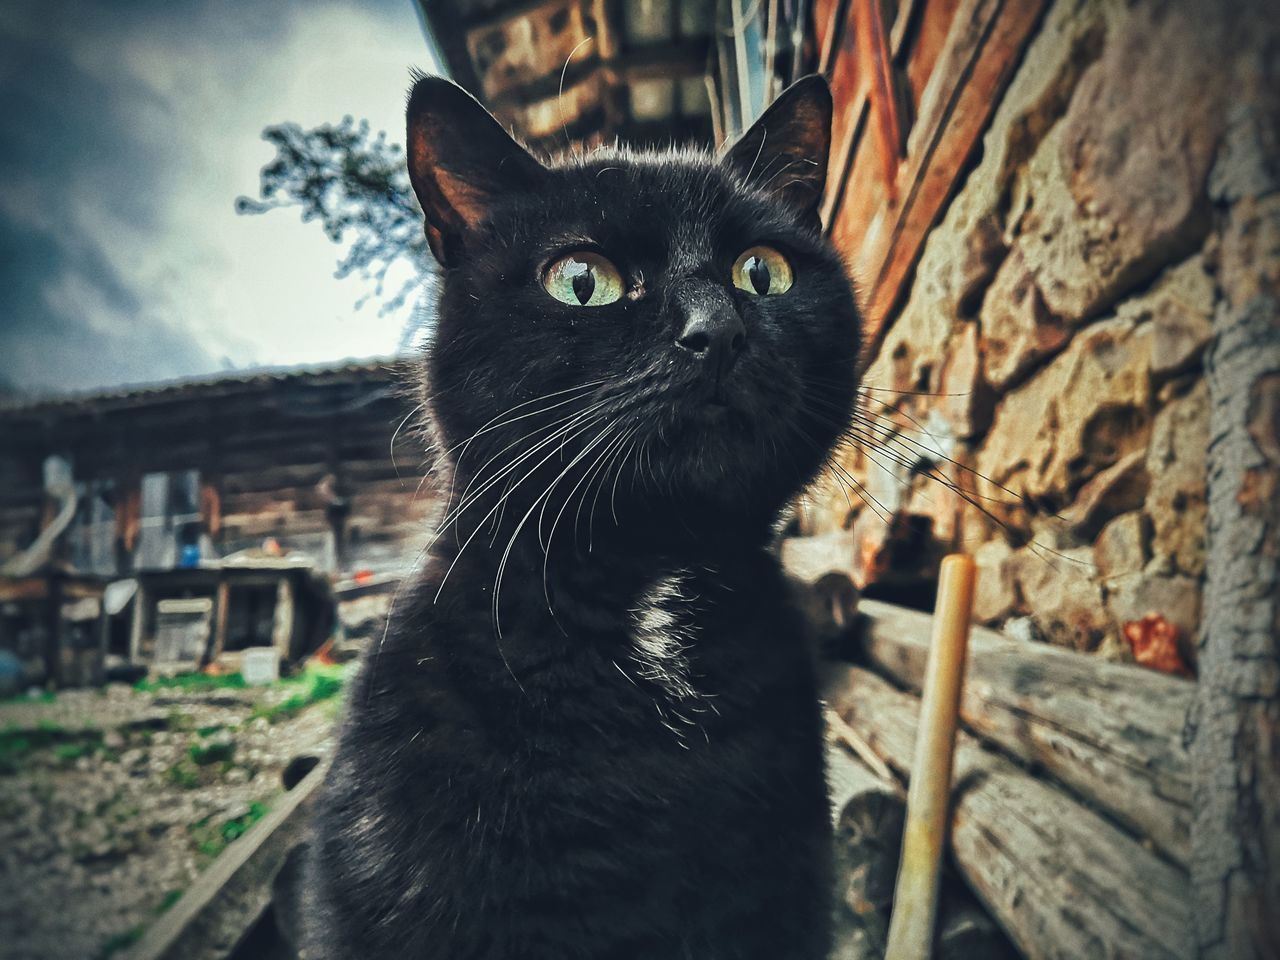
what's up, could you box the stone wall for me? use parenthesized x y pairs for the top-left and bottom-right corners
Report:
(798, 0), (1228, 670)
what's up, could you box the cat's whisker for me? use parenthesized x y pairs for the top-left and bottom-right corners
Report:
(541, 425), (633, 614)
(431, 401), (610, 545)
(801, 384), (1034, 508)
(557, 36), (594, 150)
(389, 400), (427, 484)
(433, 415), (607, 604)
(790, 411), (897, 523)
(790, 407), (1086, 573)
(577, 426), (635, 551)
(431, 412), (605, 561)
(446, 381), (606, 502)
(419, 381), (605, 518)
(492, 422), (618, 639)
(843, 416), (1030, 507)
(607, 430), (644, 524)
(590, 424), (639, 544)
(454, 396), (612, 512)
(439, 379), (604, 465)
(537, 421), (626, 554)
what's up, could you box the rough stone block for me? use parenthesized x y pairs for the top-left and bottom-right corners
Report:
(977, 317), (1154, 505)
(1131, 256), (1215, 378)
(1145, 379), (1209, 576)
(1008, 546), (1114, 652)
(1094, 511), (1150, 582)
(1030, 1), (1224, 323)
(1064, 449), (1150, 540)
(972, 539), (1017, 624)
(980, 243), (1072, 389)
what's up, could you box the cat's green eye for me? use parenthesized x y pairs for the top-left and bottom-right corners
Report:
(543, 251), (625, 307)
(732, 246), (793, 296)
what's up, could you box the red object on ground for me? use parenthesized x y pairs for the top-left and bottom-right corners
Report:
(1123, 613), (1193, 677)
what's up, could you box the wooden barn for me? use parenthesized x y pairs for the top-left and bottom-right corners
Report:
(0, 360), (433, 687)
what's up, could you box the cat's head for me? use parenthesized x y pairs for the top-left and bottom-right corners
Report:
(407, 75), (860, 544)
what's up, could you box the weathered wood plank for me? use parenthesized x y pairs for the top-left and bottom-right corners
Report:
(124, 760), (327, 960)
(858, 598), (1193, 864)
(829, 0), (1045, 345)
(828, 666), (1193, 959)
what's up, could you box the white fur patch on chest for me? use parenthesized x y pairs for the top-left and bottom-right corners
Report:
(628, 571), (701, 704)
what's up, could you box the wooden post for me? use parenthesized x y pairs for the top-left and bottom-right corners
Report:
(1188, 2), (1280, 953)
(129, 580), (147, 664)
(885, 554), (976, 960)
(95, 594), (109, 686)
(211, 577), (230, 662)
(272, 575), (294, 661)
(43, 577), (62, 689)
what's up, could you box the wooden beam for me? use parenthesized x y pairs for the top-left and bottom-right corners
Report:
(0, 579), (49, 603)
(124, 760), (328, 960)
(95, 601), (109, 687)
(857, 599), (1193, 865)
(827, 666), (1194, 959)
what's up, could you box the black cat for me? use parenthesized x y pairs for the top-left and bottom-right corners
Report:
(301, 74), (862, 960)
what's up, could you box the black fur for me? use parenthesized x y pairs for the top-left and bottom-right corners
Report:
(302, 75), (861, 960)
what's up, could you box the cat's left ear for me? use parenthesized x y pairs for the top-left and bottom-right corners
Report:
(722, 75), (832, 230)
(406, 74), (547, 267)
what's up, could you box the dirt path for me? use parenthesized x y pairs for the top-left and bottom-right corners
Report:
(0, 672), (346, 960)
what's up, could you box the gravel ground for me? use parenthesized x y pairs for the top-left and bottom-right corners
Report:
(0, 677), (344, 960)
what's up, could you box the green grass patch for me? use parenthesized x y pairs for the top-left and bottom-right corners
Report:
(188, 800), (271, 860)
(98, 924), (145, 957)
(0, 689), (55, 706)
(156, 889), (183, 914)
(166, 760), (200, 790)
(187, 738), (234, 766)
(0, 722), (101, 774)
(55, 739), (100, 763)
(134, 671), (248, 693)
(221, 800), (269, 842)
(0, 732), (36, 775)
(250, 664), (347, 724)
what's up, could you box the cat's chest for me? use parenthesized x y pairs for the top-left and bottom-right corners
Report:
(623, 568), (703, 702)
(601, 565), (804, 736)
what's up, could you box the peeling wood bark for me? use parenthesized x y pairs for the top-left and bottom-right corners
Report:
(1189, 2), (1280, 952)
(827, 0), (1045, 346)
(828, 666), (1194, 959)
(857, 598), (1193, 864)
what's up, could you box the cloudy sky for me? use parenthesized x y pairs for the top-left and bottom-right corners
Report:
(0, 0), (438, 397)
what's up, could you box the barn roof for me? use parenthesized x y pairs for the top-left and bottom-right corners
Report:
(0, 358), (415, 421)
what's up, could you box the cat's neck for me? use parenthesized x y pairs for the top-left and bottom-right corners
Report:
(427, 485), (777, 626)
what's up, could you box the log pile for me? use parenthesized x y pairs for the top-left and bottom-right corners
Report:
(824, 599), (1197, 959)
(857, 599), (1193, 865)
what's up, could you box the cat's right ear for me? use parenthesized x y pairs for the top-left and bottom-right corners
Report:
(406, 75), (546, 267)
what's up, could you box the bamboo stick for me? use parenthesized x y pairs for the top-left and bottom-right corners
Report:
(883, 554), (976, 960)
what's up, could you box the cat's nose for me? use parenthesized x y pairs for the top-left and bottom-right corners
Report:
(673, 282), (746, 379)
